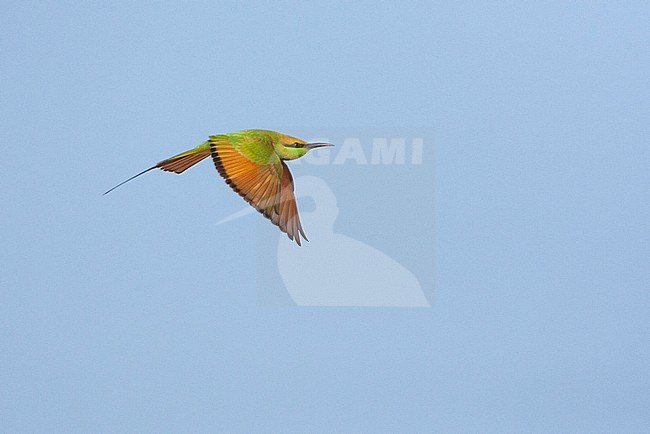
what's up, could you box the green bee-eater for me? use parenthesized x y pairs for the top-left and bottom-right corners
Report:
(104, 129), (332, 246)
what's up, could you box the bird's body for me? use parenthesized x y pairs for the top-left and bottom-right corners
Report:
(105, 129), (332, 245)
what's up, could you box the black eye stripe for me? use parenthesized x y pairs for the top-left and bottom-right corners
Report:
(285, 142), (304, 148)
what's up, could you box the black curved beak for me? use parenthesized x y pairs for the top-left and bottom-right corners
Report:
(305, 142), (334, 149)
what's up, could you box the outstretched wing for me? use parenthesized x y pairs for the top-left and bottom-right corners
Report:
(210, 136), (307, 245)
(274, 161), (307, 244)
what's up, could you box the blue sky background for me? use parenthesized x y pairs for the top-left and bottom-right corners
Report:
(1, 1), (649, 432)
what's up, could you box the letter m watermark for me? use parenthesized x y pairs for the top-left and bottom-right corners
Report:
(371, 138), (423, 165)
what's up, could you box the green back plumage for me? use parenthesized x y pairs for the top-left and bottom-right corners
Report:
(219, 129), (310, 162)
(222, 130), (279, 165)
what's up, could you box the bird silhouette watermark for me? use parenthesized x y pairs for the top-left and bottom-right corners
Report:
(216, 130), (432, 307)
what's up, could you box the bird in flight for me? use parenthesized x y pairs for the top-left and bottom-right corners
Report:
(104, 129), (333, 245)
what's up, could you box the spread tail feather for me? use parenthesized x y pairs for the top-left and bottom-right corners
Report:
(103, 142), (211, 195)
(157, 149), (211, 174)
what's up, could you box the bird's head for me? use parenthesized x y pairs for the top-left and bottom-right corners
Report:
(275, 133), (333, 160)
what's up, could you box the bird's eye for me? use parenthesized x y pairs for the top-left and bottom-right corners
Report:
(287, 142), (304, 148)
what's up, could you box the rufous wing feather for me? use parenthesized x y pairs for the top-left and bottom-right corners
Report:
(210, 138), (307, 245)
(277, 161), (307, 245)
